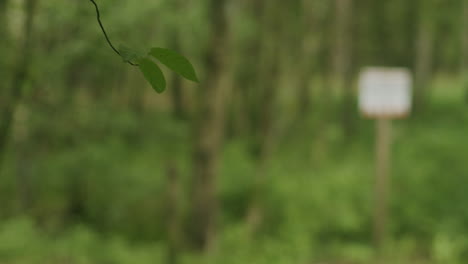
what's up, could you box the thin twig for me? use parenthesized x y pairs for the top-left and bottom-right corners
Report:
(88, 0), (138, 66)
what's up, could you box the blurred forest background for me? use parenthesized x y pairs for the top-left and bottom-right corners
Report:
(1, 0), (468, 263)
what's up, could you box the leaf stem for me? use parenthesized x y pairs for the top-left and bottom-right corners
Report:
(88, 0), (138, 66)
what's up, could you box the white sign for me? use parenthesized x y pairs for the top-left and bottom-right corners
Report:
(358, 67), (412, 119)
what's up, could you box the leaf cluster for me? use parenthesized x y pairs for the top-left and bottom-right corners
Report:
(119, 45), (199, 93)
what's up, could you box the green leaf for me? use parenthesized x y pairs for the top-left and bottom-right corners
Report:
(119, 45), (144, 63)
(138, 58), (166, 93)
(149, 48), (199, 83)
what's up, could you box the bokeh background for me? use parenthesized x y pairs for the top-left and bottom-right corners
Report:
(1, 0), (468, 263)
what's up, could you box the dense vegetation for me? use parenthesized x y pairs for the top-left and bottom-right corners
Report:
(1, 0), (467, 263)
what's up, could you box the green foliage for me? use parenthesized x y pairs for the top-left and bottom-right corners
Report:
(149, 47), (199, 83)
(118, 45), (144, 63)
(90, 0), (199, 93)
(138, 57), (166, 93)
(118, 45), (199, 93)
(2, 85), (467, 263)
(0, 218), (166, 264)
(2, 0), (468, 263)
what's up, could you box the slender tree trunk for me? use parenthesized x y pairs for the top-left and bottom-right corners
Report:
(413, 3), (434, 110)
(227, 0), (271, 139)
(370, 0), (389, 65)
(414, 26), (433, 109)
(332, 0), (353, 86)
(0, 0), (6, 18)
(462, 0), (468, 102)
(0, 0), (37, 172)
(0, 0), (9, 127)
(246, 0), (282, 234)
(190, 0), (229, 252)
(237, 0), (264, 139)
(310, 2), (333, 162)
(332, 0), (354, 139)
(296, 0), (318, 118)
(0, 0), (8, 55)
(168, 0), (187, 120)
(169, 41), (186, 120)
(171, 72), (185, 120)
(229, 84), (249, 138)
(12, 105), (33, 212)
(0, 0), (7, 41)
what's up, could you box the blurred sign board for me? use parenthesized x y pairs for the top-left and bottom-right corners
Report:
(358, 67), (412, 119)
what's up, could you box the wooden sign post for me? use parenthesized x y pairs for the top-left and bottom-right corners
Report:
(358, 67), (412, 250)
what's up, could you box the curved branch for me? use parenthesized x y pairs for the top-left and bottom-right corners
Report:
(88, 0), (138, 66)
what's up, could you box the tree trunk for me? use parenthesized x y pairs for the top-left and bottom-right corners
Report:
(0, 0), (7, 40)
(0, 0), (9, 131)
(169, 39), (187, 120)
(296, 0), (319, 118)
(246, 0), (282, 234)
(170, 71), (186, 120)
(0, 0), (8, 55)
(169, 0), (187, 120)
(190, 0), (229, 252)
(232, 0), (264, 139)
(0, 0), (37, 172)
(413, 2), (434, 110)
(414, 26), (433, 110)
(462, 0), (468, 102)
(332, 0), (354, 139)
